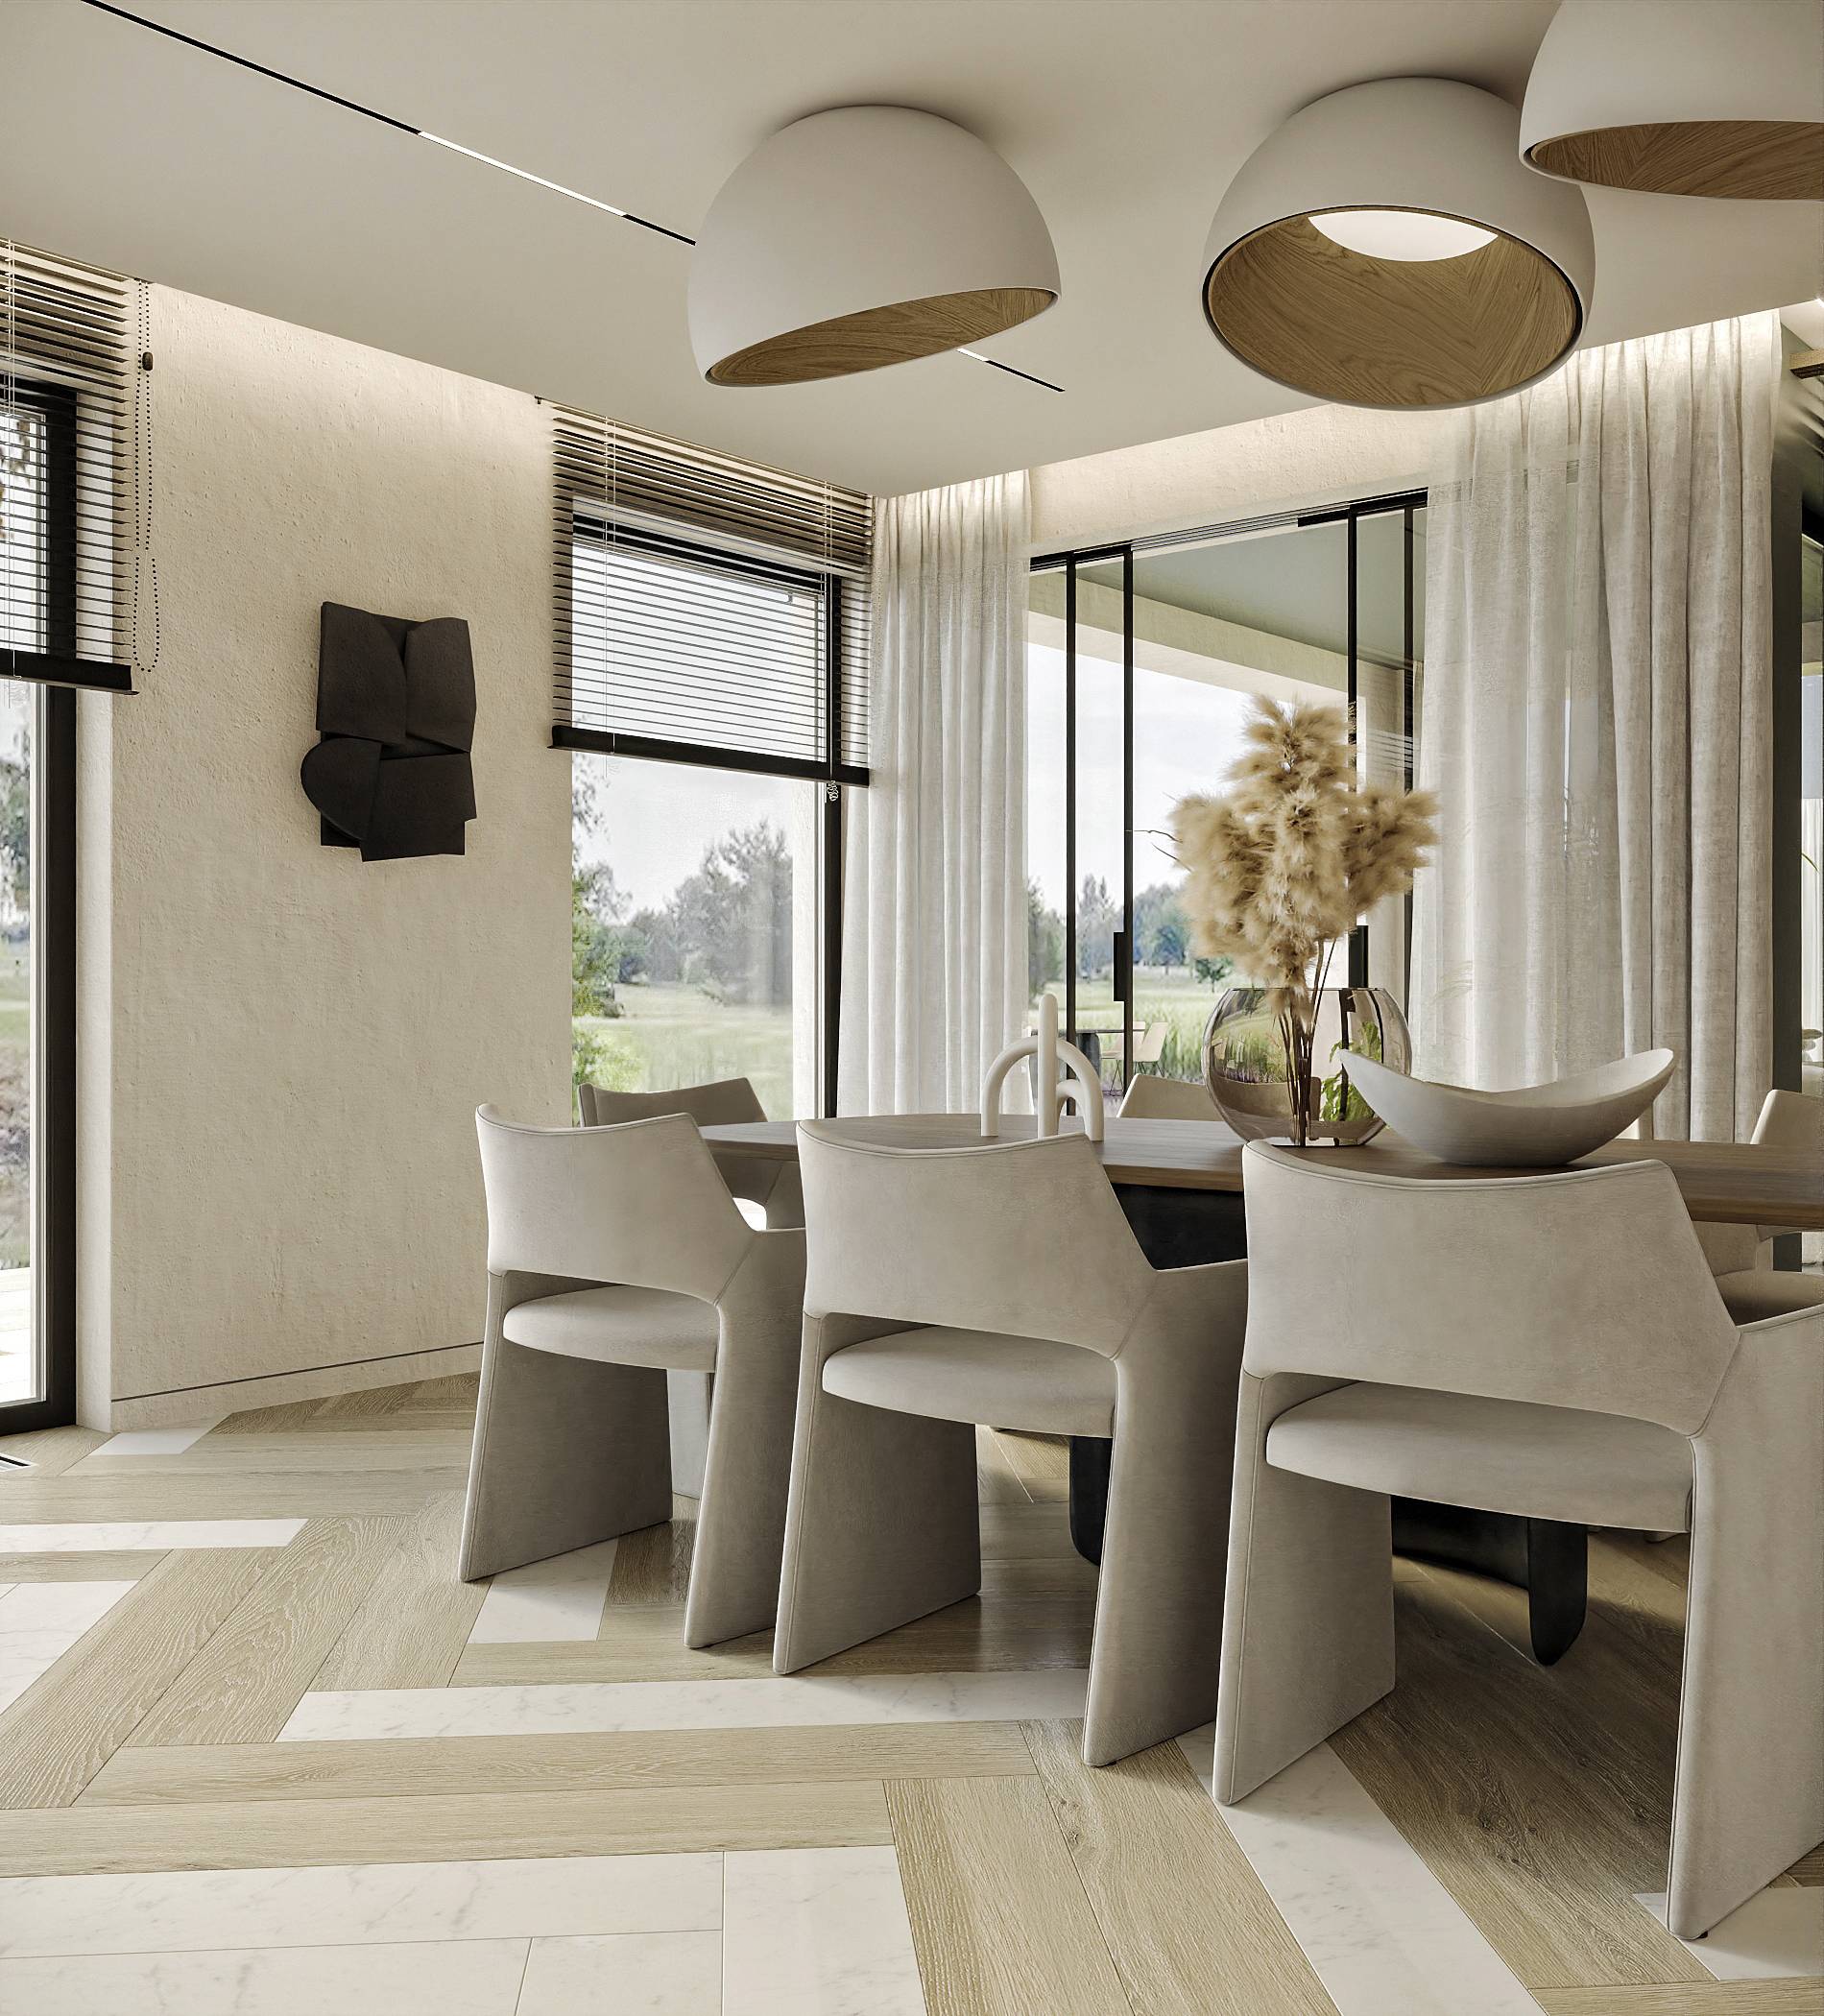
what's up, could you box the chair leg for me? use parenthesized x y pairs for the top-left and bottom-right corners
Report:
(1212, 1373), (1397, 1806)
(774, 1324), (980, 1673)
(1082, 1360), (1236, 1765)
(459, 1332), (672, 1581)
(1666, 1333), (1824, 1939)
(667, 1371), (714, 1500)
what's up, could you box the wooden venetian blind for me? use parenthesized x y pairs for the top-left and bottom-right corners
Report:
(0, 240), (140, 691)
(551, 406), (870, 781)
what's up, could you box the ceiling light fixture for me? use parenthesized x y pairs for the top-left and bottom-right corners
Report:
(688, 107), (1061, 387)
(1522, 0), (1824, 201)
(1308, 210), (1497, 262)
(1201, 78), (1595, 409)
(76, 2), (1065, 393)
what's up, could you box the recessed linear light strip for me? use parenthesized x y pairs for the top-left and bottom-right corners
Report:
(75, 0), (1064, 391)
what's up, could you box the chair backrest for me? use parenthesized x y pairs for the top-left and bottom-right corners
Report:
(1752, 1088), (1822, 1150)
(477, 1105), (749, 1300)
(579, 1076), (765, 1129)
(1119, 1074), (1222, 1122)
(797, 1122), (1156, 1355)
(1241, 1142), (1740, 1433)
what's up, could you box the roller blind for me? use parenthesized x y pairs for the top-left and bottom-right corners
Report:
(0, 240), (140, 692)
(551, 405), (870, 782)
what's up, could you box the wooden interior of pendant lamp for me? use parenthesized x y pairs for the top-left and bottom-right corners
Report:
(1205, 216), (1580, 408)
(707, 285), (1055, 386)
(1527, 121), (1824, 200)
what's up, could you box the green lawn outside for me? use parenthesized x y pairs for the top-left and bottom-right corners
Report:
(0, 937), (29, 1268)
(573, 981), (795, 1119)
(1044, 967), (1225, 1086)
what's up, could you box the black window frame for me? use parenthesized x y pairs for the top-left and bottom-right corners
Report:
(1, 375), (79, 1433)
(1029, 489), (1424, 1091)
(557, 519), (862, 1119)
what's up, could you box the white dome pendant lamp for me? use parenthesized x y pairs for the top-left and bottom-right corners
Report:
(1522, 0), (1824, 201)
(688, 106), (1060, 387)
(1201, 78), (1596, 409)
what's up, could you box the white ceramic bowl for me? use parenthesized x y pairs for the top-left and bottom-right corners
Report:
(1337, 1047), (1676, 1167)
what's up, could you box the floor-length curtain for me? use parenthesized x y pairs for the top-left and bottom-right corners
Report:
(1411, 313), (1780, 1140)
(838, 472), (1029, 1114)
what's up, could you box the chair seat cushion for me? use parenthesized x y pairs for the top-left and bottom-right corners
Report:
(502, 1284), (719, 1371)
(822, 1326), (1116, 1437)
(1265, 1381), (1692, 1532)
(1712, 1269), (1824, 1326)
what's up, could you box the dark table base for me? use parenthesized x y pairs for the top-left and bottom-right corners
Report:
(1070, 1183), (1588, 1665)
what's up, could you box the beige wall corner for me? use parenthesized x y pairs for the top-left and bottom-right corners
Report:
(77, 287), (569, 1424)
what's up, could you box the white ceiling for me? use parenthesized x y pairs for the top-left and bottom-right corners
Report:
(4, 0), (1820, 495)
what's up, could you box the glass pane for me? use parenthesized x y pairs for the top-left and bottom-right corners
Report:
(1128, 521), (1353, 1083)
(1801, 532), (1821, 1267)
(571, 755), (820, 1119)
(1073, 558), (1127, 1092)
(1024, 571), (1068, 1033)
(0, 683), (34, 1405)
(1356, 507), (1424, 1006)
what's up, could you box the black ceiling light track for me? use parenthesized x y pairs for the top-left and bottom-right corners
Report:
(73, 0), (1066, 393)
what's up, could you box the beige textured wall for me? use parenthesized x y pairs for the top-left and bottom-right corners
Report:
(78, 287), (570, 1421)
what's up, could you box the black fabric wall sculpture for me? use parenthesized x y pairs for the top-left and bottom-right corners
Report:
(300, 602), (477, 860)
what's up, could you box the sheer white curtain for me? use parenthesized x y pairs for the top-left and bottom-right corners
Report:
(1412, 313), (1780, 1139)
(838, 472), (1029, 1113)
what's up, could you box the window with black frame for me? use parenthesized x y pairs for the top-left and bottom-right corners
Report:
(0, 381), (79, 1429)
(551, 409), (869, 1121)
(1025, 494), (1423, 1097)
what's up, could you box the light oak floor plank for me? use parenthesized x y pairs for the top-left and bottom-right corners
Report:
(84, 1721), (1038, 1805)
(0, 1781), (890, 1875)
(0, 1548), (277, 1809)
(310, 1381), (419, 1419)
(207, 1397), (327, 1434)
(0, 1472), (467, 1522)
(129, 1517), (402, 1746)
(460, 1596), (1094, 1687)
(1786, 1845), (1823, 1885)
(887, 1772), (1134, 2016)
(1533, 1986), (1824, 2014)
(311, 1492), (483, 1691)
(0, 1426), (109, 1476)
(0, 1550), (167, 1582)
(1332, 1571), (1709, 1990)
(1022, 1718), (1335, 2016)
(979, 1502), (1080, 1559)
(394, 1373), (481, 1410)
(67, 1431), (475, 1475)
(975, 1426), (1034, 1506)
(604, 1503), (699, 1610)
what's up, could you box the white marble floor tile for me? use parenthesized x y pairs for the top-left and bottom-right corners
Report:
(0, 1853), (722, 1959)
(281, 1667), (1090, 1742)
(1637, 1887), (1824, 1980)
(724, 1846), (924, 2016)
(89, 1420), (221, 1457)
(468, 1540), (619, 1644)
(517, 1931), (722, 2015)
(0, 1519), (305, 1552)
(0, 1580), (136, 1713)
(0, 1938), (530, 2016)
(1178, 1729), (1545, 2016)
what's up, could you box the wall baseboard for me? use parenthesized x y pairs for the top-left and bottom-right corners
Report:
(88, 1341), (482, 1430)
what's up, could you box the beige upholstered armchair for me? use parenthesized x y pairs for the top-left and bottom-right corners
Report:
(1213, 1142), (1823, 1941)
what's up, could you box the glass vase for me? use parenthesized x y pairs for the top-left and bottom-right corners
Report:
(1201, 985), (1410, 1147)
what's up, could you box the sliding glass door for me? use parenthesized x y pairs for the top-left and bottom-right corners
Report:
(1028, 494), (1424, 1100)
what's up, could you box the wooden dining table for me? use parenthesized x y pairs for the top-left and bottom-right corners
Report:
(704, 1111), (1822, 1663)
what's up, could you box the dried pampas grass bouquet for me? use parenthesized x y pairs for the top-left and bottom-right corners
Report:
(1171, 697), (1436, 1144)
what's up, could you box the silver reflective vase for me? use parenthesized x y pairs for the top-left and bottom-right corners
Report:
(1201, 985), (1410, 1147)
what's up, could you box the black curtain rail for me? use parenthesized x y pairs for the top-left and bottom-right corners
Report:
(1298, 490), (1428, 526)
(551, 723), (867, 788)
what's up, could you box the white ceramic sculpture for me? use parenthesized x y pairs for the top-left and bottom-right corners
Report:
(1338, 1046), (1676, 1167)
(981, 991), (1106, 1142)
